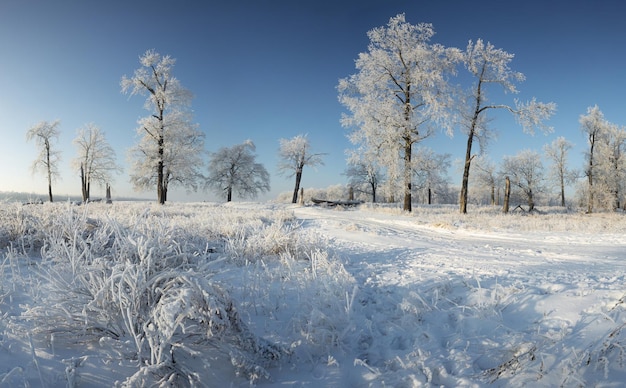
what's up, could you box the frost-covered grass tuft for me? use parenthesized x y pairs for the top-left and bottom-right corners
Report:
(1, 201), (299, 385)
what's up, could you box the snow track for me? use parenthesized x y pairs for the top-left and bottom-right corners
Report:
(287, 206), (626, 387)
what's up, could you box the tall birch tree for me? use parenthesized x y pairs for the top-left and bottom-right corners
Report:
(458, 39), (556, 214)
(338, 14), (459, 212)
(26, 120), (61, 202)
(121, 49), (203, 204)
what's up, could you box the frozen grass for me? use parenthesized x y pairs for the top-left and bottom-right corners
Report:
(0, 200), (625, 386)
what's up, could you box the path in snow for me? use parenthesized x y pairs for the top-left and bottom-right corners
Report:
(287, 206), (626, 386)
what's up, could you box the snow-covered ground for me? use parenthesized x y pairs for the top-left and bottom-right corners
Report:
(0, 201), (625, 387)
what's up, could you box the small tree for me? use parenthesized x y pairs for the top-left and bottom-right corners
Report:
(458, 39), (555, 214)
(206, 140), (270, 202)
(543, 136), (576, 207)
(72, 123), (122, 203)
(121, 49), (203, 204)
(471, 155), (499, 206)
(412, 147), (450, 205)
(277, 134), (324, 204)
(502, 149), (545, 212)
(26, 120), (61, 202)
(344, 158), (383, 203)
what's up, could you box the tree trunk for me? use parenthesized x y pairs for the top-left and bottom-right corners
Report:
(490, 184), (495, 206)
(46, 141), (53, 202)
(527, 188), (535, 212)
(106, 183), (112, 204)
(227, 186), (232, 202)
(459, 142), (472, 214)
(292, 167), (303, 204)
(80, 163), (88, 203)
(428, 187), (432, 205)
(157, 129), (166, 204)
(349, 186), (354, 201)
(587, 136), (595, 213)
(403, 139), (412, 212)
(371, 180), (377, 203)
(460, 69), (484, 214)
(503, 176), (511, 213)
(560, 173), (566, 207)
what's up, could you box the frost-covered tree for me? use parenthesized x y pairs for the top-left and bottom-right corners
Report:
(26, 120), (61, 202)
(543, 136), (576, 207)
(412, 147), (450, 205)
(338, 14), (459, 212)
(72, 123), (122, 203)
(277, 134), (324, 204)
(121, 49), (203, 204)
(579, 105), (610, 213)
(472, 155), (500, 206)
(126, 109), (205, 203)
(344, 158), (383, 203)
(592, 122), (626, 210)
(206, 140), (270, 202)
(458, 39), (556, 214)
(501, 149), (545, 212)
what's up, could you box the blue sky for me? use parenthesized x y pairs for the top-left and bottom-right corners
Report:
(1, 0), (625, 202)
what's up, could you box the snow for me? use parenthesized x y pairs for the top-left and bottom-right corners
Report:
(1, 201), (625, 387)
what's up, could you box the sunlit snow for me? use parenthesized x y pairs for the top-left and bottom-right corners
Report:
(0, 201), (624, 387)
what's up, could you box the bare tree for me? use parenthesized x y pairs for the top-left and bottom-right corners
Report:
(121, 49), (203, 204)
(277, 134), (324, 204)
(72, 123), (122, 202)
(501, 149), (545, 212)
(458, 39), (555, 214)
(206, 140), (270, 202)
(338, 14), (459, 212)
(543, 136), (576, 207)
(26, 120), (61, 202)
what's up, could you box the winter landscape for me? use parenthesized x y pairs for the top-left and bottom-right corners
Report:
(0, 199), (625, 387)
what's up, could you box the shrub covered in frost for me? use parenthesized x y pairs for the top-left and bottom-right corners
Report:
(9, 202), (292, 385)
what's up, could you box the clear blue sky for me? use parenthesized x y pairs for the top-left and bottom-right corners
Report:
(1, 0), (625, 202)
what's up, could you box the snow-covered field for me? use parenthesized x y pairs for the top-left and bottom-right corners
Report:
(0, 201), (625, 387)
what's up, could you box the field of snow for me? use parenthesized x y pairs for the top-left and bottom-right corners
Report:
(0, 201), (625, 387)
